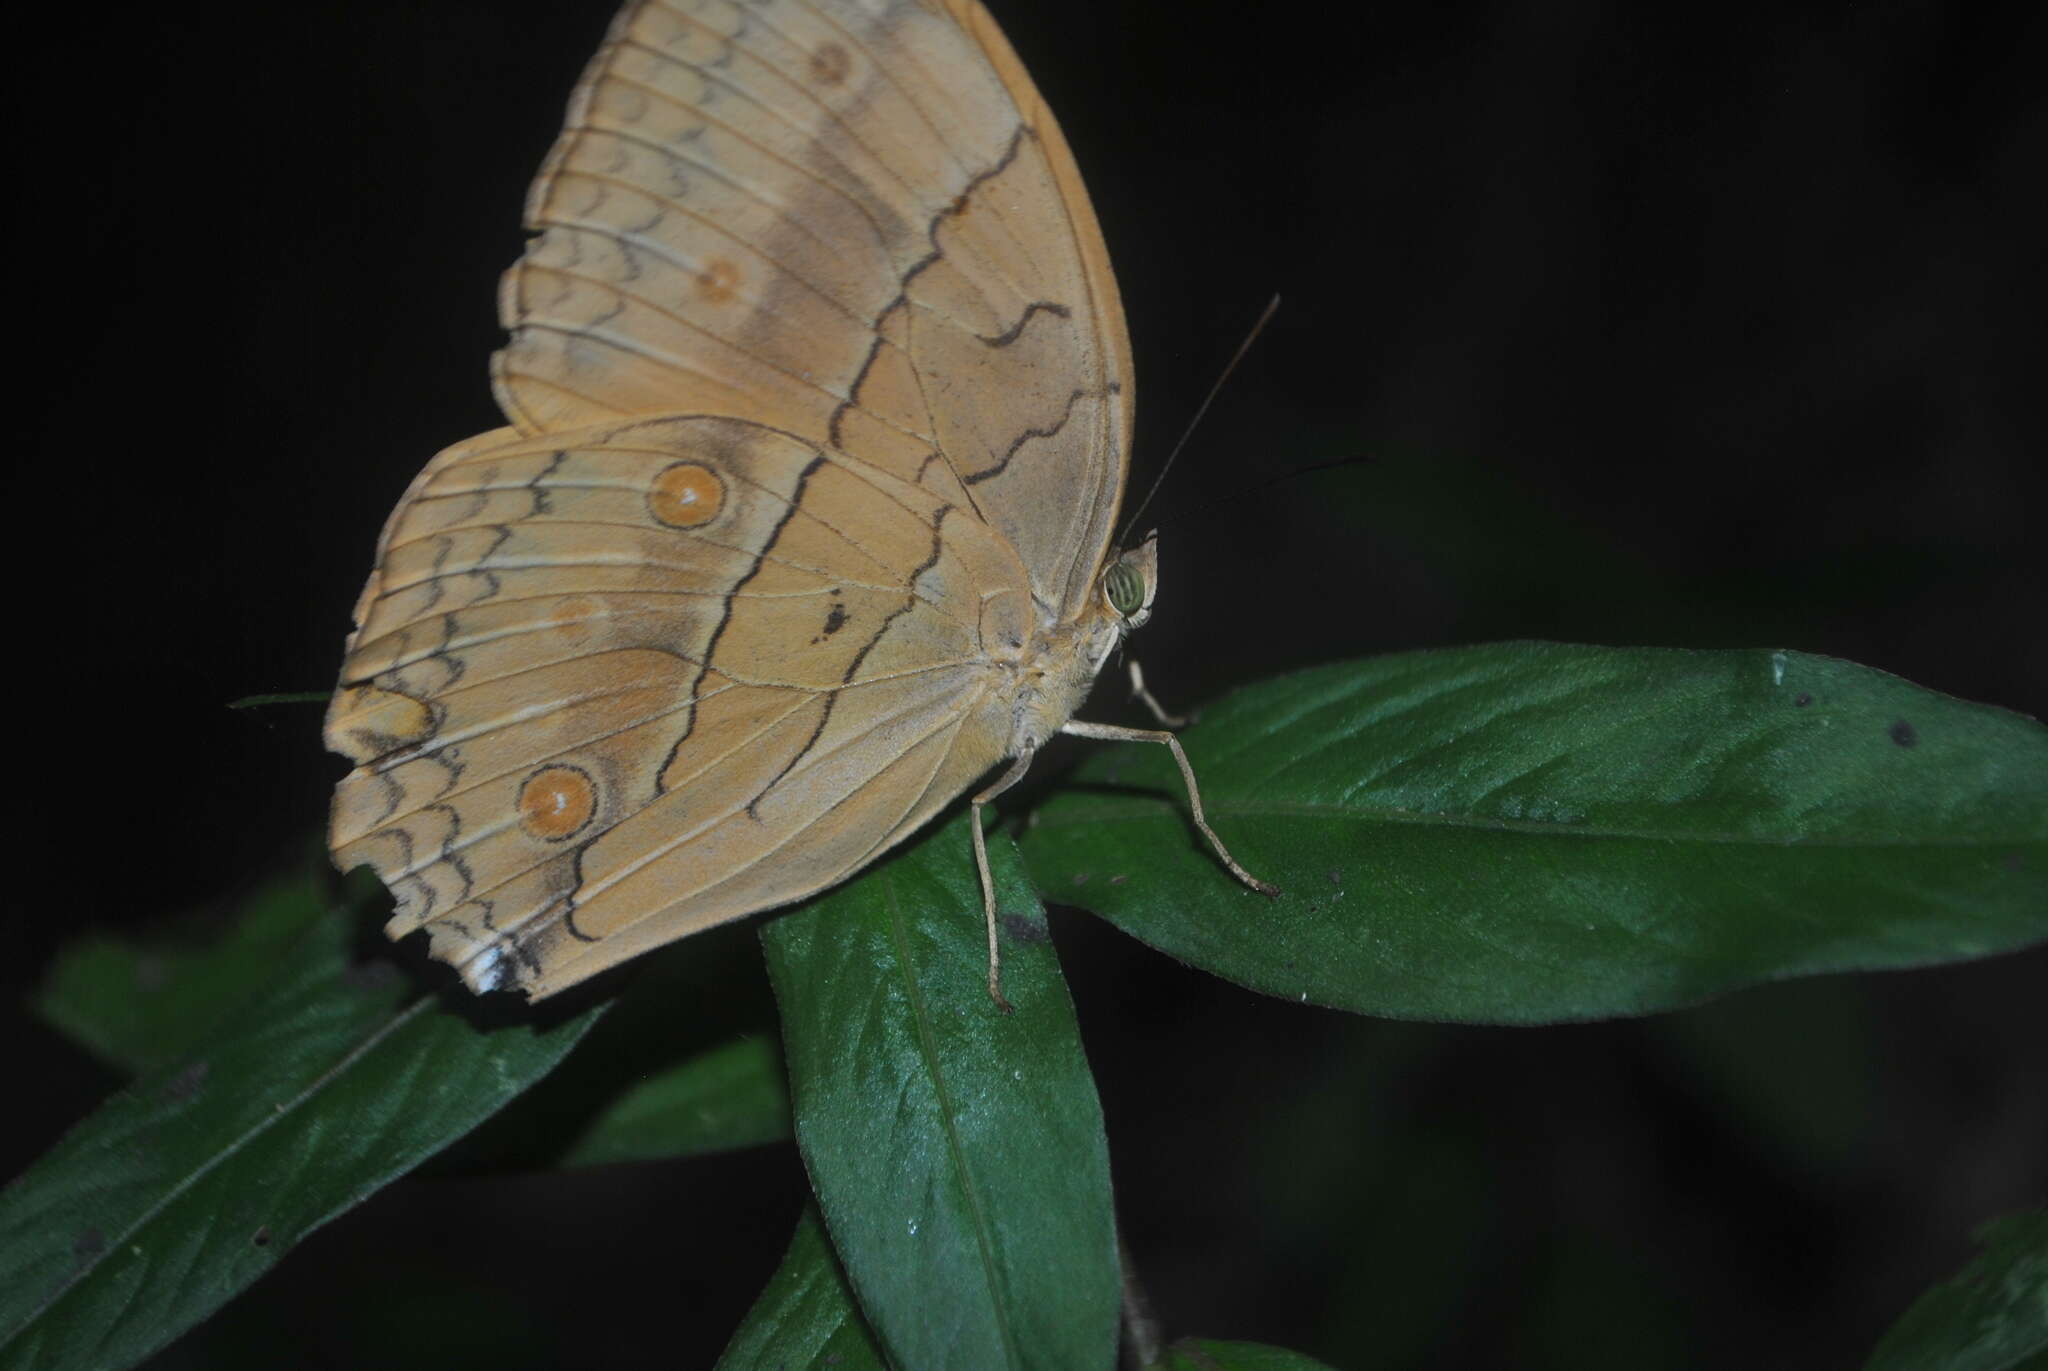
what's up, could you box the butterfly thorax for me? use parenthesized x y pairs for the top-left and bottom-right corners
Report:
(998, 535), (1159, 757)
(1002, 612), (1121, 755)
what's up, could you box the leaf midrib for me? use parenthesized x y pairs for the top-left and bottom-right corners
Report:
(881, 865), (1020, 1369)
(1029, 797), (2044, 847)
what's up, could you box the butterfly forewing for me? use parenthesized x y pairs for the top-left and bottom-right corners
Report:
(496, 0), (1131, 615)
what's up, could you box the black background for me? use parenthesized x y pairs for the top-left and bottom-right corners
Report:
(15, 1), (2044, 1367)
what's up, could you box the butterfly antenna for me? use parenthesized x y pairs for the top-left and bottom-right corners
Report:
(1248, 453), (1380, 495)
(1117, 293), (1281, 546)
(229, 691), (331, 709)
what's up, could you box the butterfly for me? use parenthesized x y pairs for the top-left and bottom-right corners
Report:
(324, 0), (1275, 1011)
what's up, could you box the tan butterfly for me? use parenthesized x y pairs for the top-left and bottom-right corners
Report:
(325, 0), (1275, 1010)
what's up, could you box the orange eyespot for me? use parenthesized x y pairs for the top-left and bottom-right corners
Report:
(647, 462), (725, 528)
(695, 259), (742, 305)
(518, 765), (597, 841)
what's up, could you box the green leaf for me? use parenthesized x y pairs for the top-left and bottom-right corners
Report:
(434, 915), (779, 1174)
(1148, 1340), (1341, 1371)
(716, 1209), (887, 1370)
(1019, 644), (2048, 1023)
(0, 896), (602, 1371)
(31, 865), (349, 1075)
(1865, 1209), (2048, 1371)
(558, 1036), (790, 1167)
(761, 815), (1119, 1371)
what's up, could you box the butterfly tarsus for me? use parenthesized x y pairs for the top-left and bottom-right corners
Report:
(1060, 720), (1280, 899)
(971, 714), (1277, 1011)
(1126, 659), (1192, 728)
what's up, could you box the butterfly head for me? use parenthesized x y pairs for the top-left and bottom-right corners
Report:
(1100, 531), (1160, 634)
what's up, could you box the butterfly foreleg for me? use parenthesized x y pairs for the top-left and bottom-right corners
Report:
(1060, 720), (1280, 900)
(1125, 659), (1191, 728)
(971, 749), (1038, 1013)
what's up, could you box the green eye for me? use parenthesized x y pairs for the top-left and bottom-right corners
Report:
(1103, 559), (1145, 616)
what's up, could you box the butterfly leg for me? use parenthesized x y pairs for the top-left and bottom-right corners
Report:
(1060, 720), (1280, 898)
(1126, 659), (1191, 728)
(970, 749), (1037, 1013)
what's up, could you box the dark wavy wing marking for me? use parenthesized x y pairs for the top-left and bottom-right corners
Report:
(327, 413), (1034, 997)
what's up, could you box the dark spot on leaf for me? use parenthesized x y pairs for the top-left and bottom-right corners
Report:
(1071, 872), (1089, 886)
(1793, 691), (1813, 706)
(252, 1226), (272, 1247)
(1327, 869), (1342, 886)
(1889, 719), (1918, 748)
(73, 1227), (106, 1262)
(2004, 851), (2025, 873)
(999, 911), (1049, 944)
(163, 1061), (209, 1101)
(344, 960), (401, 991)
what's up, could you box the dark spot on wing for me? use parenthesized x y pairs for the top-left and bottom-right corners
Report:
(1889, 719), (1918, 748)
(808, 41), (850, 86)
(813, 597), (848, 644)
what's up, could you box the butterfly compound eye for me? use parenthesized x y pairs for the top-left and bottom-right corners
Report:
(1103, 558), (1146, 617)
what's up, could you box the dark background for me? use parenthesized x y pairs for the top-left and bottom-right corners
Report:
(15, 0), (2043, 1367)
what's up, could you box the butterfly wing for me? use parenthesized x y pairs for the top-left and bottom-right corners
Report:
(494, 0), (1132, 618)
(329, 0), (1133, 996)
(327, 417), (1039, 995)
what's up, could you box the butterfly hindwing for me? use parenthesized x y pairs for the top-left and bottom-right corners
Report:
(328, 415), (1030, 993)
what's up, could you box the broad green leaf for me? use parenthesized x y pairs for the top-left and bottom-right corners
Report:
(31, 864), (357, 1076)
(1865, 1209), (2048, 1371)
(716, 1208), (886, 1371)
(1149, 1340), (1341, 1371)
(559, 1036), (790, 1167)
(762, 816), (1118, 1371)
(1020, 645), (2047, 1023)
(0, 897), (601, 1371)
